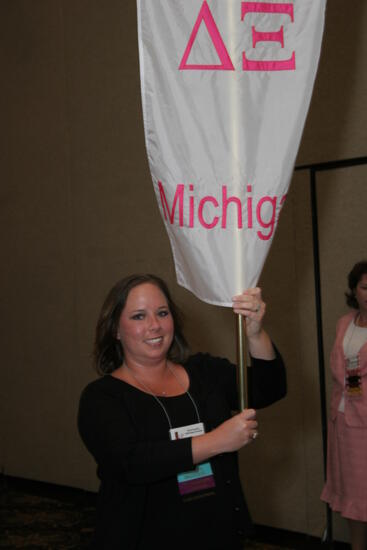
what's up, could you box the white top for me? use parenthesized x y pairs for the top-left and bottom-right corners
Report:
(338, 319), (367, 412)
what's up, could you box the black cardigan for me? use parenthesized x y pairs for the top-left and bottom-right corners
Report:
(78, 351), (286, 549)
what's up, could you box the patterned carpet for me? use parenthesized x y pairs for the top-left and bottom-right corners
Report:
(0, 482), (96, 549)
(0, 476), (333, 550)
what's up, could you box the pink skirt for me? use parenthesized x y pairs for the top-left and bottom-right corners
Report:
(321, 412), (367, 521)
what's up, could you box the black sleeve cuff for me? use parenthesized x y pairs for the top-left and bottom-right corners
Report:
(248, 345), (287, 409)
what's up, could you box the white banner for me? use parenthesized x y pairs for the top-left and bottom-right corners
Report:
(137, 0), (326, 306)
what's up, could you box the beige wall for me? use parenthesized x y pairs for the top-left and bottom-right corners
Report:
(1, 0), (366, 543)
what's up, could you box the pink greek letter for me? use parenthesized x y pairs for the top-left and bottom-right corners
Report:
(241, 2), (295, 72)
(179, 1), (234, 71)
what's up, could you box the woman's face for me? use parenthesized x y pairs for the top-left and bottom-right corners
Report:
(355, 273), (367, 314)
(117, 282), (174, 366)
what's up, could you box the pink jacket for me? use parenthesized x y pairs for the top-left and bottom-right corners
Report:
(329, 311), (367, 427)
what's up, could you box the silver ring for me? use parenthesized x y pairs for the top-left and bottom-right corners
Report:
(252, 431), (258, 440)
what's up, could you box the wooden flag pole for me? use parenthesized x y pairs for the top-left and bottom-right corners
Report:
(236, 313), (248, 411)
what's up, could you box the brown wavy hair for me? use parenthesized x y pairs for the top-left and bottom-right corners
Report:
(345, 261), (367, 309)
(93, 274), (189, 375)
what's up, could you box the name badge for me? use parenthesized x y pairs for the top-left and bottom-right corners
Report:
(169, 422), (216, 499)
(345, 356), (363, 398)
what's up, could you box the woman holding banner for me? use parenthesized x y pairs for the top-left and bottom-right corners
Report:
(321, 261), (367, 550)
(78, 274), (286, 550)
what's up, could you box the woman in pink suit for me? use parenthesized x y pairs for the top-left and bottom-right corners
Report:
(321, 261), (367, 550)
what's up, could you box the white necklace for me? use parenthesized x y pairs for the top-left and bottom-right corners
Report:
(123, 363), (201, 430)
(124, 363), (171, 396)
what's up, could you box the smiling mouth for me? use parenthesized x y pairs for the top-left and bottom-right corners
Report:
(146, 337), (163, 345)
